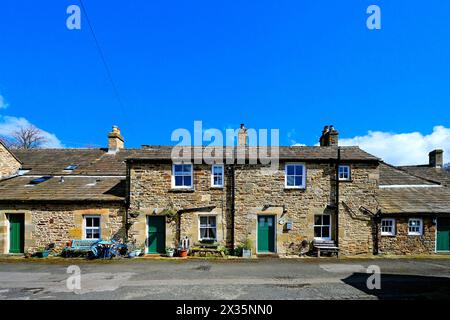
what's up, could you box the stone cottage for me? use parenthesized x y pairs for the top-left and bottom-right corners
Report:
(0, 124), (449, 256)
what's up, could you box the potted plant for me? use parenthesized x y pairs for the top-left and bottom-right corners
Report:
(134, 244), (145, 256)
(166, 247), (175, 257)
(242, 238), (252, 258)
(178, 248), (188, 258)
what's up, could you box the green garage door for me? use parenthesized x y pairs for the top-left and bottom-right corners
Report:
(147, 216), (166, 254)
(9, 214), (24, 254)
(437, 217), (450, 252)
(257, 215), (275, 253)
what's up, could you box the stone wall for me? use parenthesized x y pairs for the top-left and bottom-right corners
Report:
(129, 161), (379, 256)
(0, 143), (20, 179)
(378, 217), (436, 254)
(0, 203), (125, 254)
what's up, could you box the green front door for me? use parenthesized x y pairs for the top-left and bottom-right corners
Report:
(9, 214), (24, 254)
(147, 216), (166, 254)
(437, 217), (450, 252)
(257, 215), (275, 253)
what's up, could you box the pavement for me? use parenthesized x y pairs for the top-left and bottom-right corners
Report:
(0, 257), (449, 300)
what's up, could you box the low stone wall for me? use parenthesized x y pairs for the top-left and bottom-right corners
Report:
(378, 217), (436, 255)
(0, 203), (125, 254)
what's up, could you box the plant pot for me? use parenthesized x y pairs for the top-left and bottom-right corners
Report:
(178, 249), (188, 258)
(128, 251), (136, 258)
(166, 249), (175, 257)
(242, 249), (252, 258)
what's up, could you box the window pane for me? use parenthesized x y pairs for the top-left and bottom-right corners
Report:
(295, 176), (302, 186)
(93, 218), (100, 227)
(175, 176), (183, 186)
(86, 217), (92, 227)
(200, 216), (207, 226)
(93, 232), (100, 239)
(209, 217), (216, 227)
(286, 165), (295, 175)
(213, 166), (222, 174)
(183, 165), (191, 173)
(174, 165), (183, 173)
(322, 227), (330, 238)
(295, 165), (303, 175)
(314, 215), (322, 225)
(209, 227), (216, 239)
(314, 226), (321, 238)
(200, 228), (207, 238)
(183, 176), (192, 186)
(287, 176), (295, 186)
(322, 215), (330, 226)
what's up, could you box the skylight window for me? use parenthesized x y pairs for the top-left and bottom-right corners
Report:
(64, 164), (78, 170)
(29, 176), (52, 185)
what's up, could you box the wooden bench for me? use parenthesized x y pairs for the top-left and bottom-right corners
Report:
(313, 240), (339, 258)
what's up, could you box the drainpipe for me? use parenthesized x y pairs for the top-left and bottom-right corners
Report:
(335, 147), (340, 247)
(125, 160), (131, 241)
(228, 164), (236, 253)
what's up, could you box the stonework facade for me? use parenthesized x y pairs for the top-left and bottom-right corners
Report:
(0, 203), (125, 254)
(378, 217), (436, 255)
(0, 142), (20, 179)
(128, 160), (379, 256)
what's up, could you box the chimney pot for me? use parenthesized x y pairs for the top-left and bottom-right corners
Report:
(320, 125), (339, 146)
(238, 124), (248, 146)
(108, 125), (124, 153)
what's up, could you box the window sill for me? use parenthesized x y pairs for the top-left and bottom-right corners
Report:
(338, 179), (353, 183)
(284, 187), (306, 190)
(381, 234), (396, 237)
(169, 188), (195, 193)
(210, 186), (224, 190)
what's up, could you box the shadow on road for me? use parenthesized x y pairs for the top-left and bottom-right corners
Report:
(342, 273), (450, 300)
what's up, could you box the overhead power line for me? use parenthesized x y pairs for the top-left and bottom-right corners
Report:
(78, 0), (127, 118)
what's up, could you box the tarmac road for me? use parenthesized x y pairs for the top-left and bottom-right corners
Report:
(0, 258), (449, 300)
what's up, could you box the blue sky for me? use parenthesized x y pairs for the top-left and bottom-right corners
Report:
(0, 1), (449, 165)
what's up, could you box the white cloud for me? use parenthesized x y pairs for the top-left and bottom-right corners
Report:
(0, 95), (8, 109)
(0, 115), (63, 148)
(340, 126), (450, 166)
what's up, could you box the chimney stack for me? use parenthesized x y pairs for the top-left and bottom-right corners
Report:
(429, 149), (443, 168)
(238, 123), (248, 146)
(319, 125), (339, 146)
(108, 125), (124, 153)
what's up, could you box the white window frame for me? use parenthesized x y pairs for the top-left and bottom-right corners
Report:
(284, 163), (306, 189)
(381, 218), (396, 236)
(338, 165), (351, 181)
(313, 214), (332, 240)
(172, 163), (193, 189)
(198, 215), (217, 241)
(211, 164), (224, 188)
(83, 215), (101, 240)
(408, 218), (423, 236)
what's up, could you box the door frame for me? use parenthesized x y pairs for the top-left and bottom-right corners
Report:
(436, 217), (450, 253)
(146, 215), (166, 254)
(256, 214), (277, 254)
(7, 213), (25, 254)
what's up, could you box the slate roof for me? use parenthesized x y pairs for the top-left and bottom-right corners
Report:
(399, 165), (450, 187)
(0, 176), (125, 202)
(378, 162), (450, 214)
(11, 148), (140, 176)
(378, 187), (450, 214)
(379, 162), (437, 186)
(128, 146), (379, 162)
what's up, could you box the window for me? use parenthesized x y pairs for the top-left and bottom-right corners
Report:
(381, 218), (395, 236)
(28, 176), (52, 185)
(285, 163), (306, 188)
(84, 216), (101, 240)
(408, 218), (423, 236)
(199, 216), (217, 241)
(338, 165), (351, 181)
(65, 164), (78, 170)
(314, 214), (331, 240)
(172, 164), (193, 188)
(211, 164), (224, 188)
